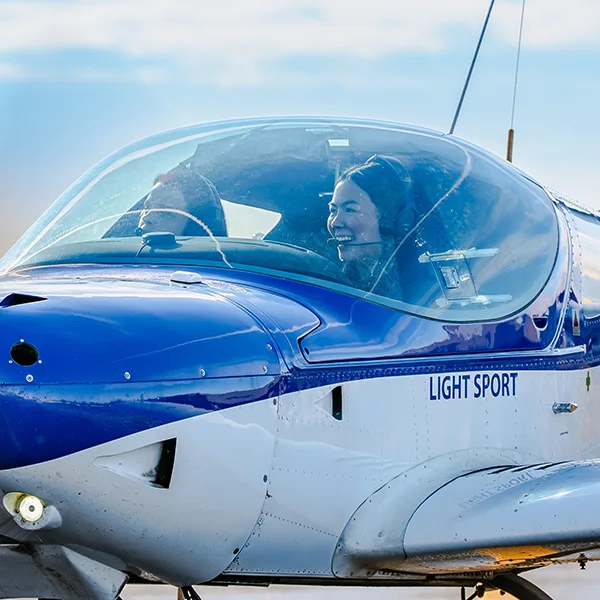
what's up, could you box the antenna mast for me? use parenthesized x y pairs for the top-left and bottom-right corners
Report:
(448, 0), (496, 135)
(506, 0), (527, 162)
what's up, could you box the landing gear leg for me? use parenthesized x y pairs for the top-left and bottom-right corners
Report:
(178, 586), (202, 600)
(490, 573), (553, 600)
(460, 583), (486, 599)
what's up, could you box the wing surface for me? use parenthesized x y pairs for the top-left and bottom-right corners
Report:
(334, 460), (600, 577)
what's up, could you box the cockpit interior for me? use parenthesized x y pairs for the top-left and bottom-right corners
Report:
(0, 118), (559, 323)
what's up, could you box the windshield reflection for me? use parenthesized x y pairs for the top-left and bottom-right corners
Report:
(0, 118), (559, 323)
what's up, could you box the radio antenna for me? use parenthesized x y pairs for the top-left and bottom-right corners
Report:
(506, 0), (527, 162)
(448, 0), (496, 135)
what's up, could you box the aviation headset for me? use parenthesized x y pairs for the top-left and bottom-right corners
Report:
(339, 154), (417, 243)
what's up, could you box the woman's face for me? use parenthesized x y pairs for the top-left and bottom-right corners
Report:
(138, 183), (190, 235)
(327, 179), (382, 262)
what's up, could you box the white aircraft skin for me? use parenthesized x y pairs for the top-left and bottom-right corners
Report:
(2, 365), (600, 590)
(2, 363), (600, 587)
(0, 117), (598, 600)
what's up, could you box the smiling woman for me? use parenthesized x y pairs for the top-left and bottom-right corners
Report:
(327, 155), (416, 298)
(0, 116), (559, 322)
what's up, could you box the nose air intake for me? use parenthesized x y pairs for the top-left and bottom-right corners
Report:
(0, 293), (47, 308)
(93, 438), (177, 488)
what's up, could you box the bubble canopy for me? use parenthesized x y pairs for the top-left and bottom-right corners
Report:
(1, 117), (559, 322)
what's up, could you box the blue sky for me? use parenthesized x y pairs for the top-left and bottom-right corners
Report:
(0, 0), (599, 254)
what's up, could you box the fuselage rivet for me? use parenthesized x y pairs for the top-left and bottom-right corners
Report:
(263, 475), (268, 483)
(262, 365), (268, 373)
(266, 344), (273, 351)
(200, 369), (206, 377)
(124, 372), (131, 380)
(19, 339), (24, 343)
(8, 360), (12, 364)
(26, 374), (33, 382)
(38, 360), (42, 364)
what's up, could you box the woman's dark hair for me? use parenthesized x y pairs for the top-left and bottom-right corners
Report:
(338, 155), (416, 241)
(154, 169), (228, 237)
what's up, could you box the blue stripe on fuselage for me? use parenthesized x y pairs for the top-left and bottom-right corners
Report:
(1, 347), (597, 471)
(0, 376), (278, 470)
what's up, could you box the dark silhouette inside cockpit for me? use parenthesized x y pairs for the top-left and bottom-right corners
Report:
(137, 170), (228, 237)
(106, 169), (227, 239)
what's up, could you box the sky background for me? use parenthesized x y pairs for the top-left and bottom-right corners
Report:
(0, 0), (598, 258)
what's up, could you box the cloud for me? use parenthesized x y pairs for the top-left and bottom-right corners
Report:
(0, 63), (30, 80)
(0, 61), (167, 83)
(492, 1), (600, 48)
(0, 0), (479, 57)
(0, 0), (598, 83)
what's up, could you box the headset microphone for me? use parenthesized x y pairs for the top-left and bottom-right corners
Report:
(326, 238), (395, 247)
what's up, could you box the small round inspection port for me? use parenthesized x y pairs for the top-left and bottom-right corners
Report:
(10, 342), (39, 367)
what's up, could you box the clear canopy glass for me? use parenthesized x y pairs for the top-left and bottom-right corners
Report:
(0, 117), (559, 322)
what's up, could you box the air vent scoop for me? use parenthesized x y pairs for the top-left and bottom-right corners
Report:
(0, 293), (47, 308)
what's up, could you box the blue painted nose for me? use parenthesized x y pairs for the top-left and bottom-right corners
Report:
(0, 278), (280, 470)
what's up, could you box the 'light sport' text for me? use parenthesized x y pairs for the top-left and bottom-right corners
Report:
(429, 373), (518, 401)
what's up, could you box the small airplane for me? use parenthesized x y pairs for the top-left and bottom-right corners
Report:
(0, 115), (598, 600)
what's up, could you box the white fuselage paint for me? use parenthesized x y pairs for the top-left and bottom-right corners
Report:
(0, 365), (598, 584)
(226, 366), (600, 576)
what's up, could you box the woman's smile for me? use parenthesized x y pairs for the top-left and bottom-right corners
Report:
(327, 179), (382, 262)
